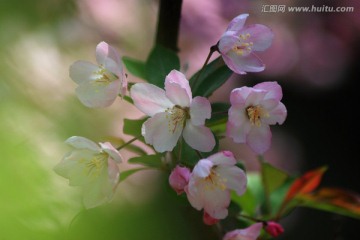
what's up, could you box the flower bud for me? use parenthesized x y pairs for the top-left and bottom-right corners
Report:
(169, 166), (191, 194)
(265, 221), (284, 237)
(203, 211), (219, 225)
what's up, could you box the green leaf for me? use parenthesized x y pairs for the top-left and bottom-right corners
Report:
(243, 173), (265, 212)
(119, 168), (148, 182)
(123, 118), (147, 142)
(145, 45), (180, 88)
(177, 134), (220, 168)
(123, 95), (134, 105)
(269, 179), (294, 216)
(128, 154), (165, 169)
(123, 144), (147, 156)
(122, 56), (147, 80)
(189, 57), (233, 97)
(206, 102), (229, 134)
(231, 188), (257, 216)
(261, 162), (289, 194)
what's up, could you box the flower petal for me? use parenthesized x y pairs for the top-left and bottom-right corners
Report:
(264, 102), (287, 125)
(192, 159), (213, 178)
(82, 169), (112, 209)
(226, 13), (249, 32)
(223, 223), (263, 240)
(203, 188), (230, 219)
(165, 70), (192, 107)
(207, 151), (237, 166)
(183, 121), (215, 152)
(75, 80), (120, 108)
(96, 41), (122, 69)
(247, 125), (272, 154)
(69, 61), (99, 84)
(108, 158), (120, 187)
(240, 24), (274, 51)
(54, 149), (96, 186)
(185, 185), (203, 211)
(131, 83), (174, 116)
(218, 32), (239, 55)
(190, 96), (211, 126)
(230, 87), (253, 106)
(245, 89), (267, 106)
(65, 136), (100, 151)
(226, 114), (251, 143)
(142, 112), (182, 152)
(227, 103), (248, 127)
(100, 142), (122, 163)
(216, 165), (247, 195)
(223, 52), (265, 74)
(254, 81), (283, 101)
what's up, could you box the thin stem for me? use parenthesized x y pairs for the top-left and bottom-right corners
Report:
(192, 44), (218, 87)
(214, 222), (224, 240)
(195, 150), (204, 159)
(116, 136), (140, 150)
(258, 155), (271, 215)
(177, 138), (183, 163)
(238, 214), (265, 223)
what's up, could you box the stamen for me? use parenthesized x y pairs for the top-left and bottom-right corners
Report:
(246, 105), (269, 127)
(93, 65), (118, 85)
(84, 152), (108, 178)
(203, 168), (227, 191)
(233, 33), (253, 56)
(165, 105), (189, 133)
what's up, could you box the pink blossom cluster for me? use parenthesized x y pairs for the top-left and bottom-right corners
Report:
(56, 13), (287, 240)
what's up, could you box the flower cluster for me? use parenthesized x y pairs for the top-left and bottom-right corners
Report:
(56, 13), (288, 239)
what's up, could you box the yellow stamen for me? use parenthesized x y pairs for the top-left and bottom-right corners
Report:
(233, 33), (253, 56)
(246, 105), (269, 127)
(93, 65), (118, 85)
(165, 105), (189, 133)
(203, 168), (227, 191)
(84, 152), (108, 178)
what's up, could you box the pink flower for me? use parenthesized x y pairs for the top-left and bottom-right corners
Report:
(185, 151), (247, 219)
(169, 165), (191, 195)
(69, 41), (126, 108)
(54, 136), (122, 208)
(130, 70), (215, 152)
(265, 221), (284, 237)
(223, 223), (263, 240)
(218, 13), (274, 74)
(227, 82), (287, 154)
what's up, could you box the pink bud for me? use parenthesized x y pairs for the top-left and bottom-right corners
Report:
(265, 221), (284, 237)
(203, 211), (219, 225)
(169, 166), (191, 195)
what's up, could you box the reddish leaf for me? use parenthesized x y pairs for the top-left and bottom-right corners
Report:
(284, 166), (327, 202)
(297, 187), (360, 219)
(303, 188), (360, 212)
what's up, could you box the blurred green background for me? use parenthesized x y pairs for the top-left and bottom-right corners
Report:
(1, 0), (360, 239)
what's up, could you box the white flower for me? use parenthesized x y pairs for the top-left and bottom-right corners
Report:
(54, 136), (122, 208)
(69, 41), (126, 108)
(185, 151), (247, 219)
(130, 70), (215, 152)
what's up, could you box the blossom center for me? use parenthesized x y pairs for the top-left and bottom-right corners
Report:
(84, 152), (108, 178)
(94, 65), (118, 85)
(233, 33), (253, 56)
(203, 168), (227, 191)
(165, 105), (189, 133)
(246, 105), (269, 127)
